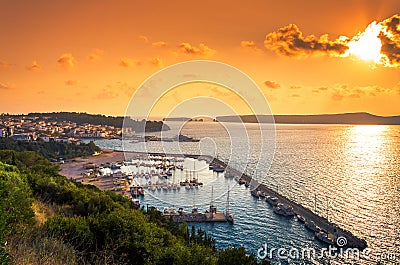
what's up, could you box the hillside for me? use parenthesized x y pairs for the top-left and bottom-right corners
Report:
(13, 112), (170, 132)
(216, 112), (400, 125)
(0, 149), (269, 265)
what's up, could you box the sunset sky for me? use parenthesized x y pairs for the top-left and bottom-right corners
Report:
(1, 1), (399, 117)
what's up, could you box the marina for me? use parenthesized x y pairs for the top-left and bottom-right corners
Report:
(66, 150), (368, 250)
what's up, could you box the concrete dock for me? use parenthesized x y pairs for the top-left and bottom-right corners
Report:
(164, 212), (231, 223)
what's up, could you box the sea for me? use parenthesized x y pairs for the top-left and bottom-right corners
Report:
(86, 122), (400, 265)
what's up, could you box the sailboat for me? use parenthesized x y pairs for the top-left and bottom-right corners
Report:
(226, 188), (234, 223)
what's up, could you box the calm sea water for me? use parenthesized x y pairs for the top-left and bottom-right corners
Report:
(89, 122), (400, 264)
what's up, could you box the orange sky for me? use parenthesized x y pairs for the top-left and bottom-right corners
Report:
(0, 0), (399, 117)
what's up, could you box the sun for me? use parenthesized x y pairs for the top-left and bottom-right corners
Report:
(345, 21), (383, 63)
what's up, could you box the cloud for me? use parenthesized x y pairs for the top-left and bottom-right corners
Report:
(318, 87), (328, 91)
(119, 58), (135, 68)
(241, 40), (256, 48)
(26, 61), (42, 72)
(290, 85), (302, 89)
(264, 80), (281, 89)
(57, 53), (76, 71)
(379, 14), (400, 67)
(0, 60), (14, 70)
(95, 88), (119, 100)
(0, 82), (15, 90)
(290, 94), (301, 98)
(87, 48), (104, 61)
(65, 80), (78, 86)
(241, 40), (263, 53)
(152, 41), (167, 47)
(264, 24), (348, 58)
(148, 57), (164, 68)
(179, 42), (216, 56)
(138, 35), (149, 43)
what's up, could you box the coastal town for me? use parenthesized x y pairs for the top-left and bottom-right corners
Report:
(0, 113), (126, 143)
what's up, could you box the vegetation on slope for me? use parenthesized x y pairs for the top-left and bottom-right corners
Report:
(0, 150), (269, 265)
(0, 138), (101, 161)
(22, 112), (170, 132)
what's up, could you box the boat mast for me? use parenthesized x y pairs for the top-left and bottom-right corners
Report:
(226, 187), (230, 217)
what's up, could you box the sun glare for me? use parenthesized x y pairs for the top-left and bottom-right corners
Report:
(345, 22), (383, 63)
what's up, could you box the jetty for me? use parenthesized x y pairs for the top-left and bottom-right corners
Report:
(206, 156), (368, 249)
(164, 212), (231, 223)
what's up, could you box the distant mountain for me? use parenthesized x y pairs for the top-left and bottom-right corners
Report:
(216, 112), (400, 125)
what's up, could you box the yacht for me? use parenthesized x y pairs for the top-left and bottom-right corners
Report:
(266, 196), (279, 206)
(297, 214), (306, 223)
(315, 231), (335, 245)
(273, 203), (295, 217)
(305, 221), (321, 233)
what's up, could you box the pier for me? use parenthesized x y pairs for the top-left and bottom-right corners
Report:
(129, 151), (367, 249)
(164, 212), (231, 223)
(206, 156), (368, 249)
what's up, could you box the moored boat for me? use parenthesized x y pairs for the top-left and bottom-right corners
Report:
(315, 231), (335, 245)
(297, 214), (306, 223)
(305, 221), (321, 233)
(266, 196), (279, 206)
(273, 203), (295, 217)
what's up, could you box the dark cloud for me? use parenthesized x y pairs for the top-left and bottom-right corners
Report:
(379, 14), (400, 67)
(264, 80), (281, 89)
(264, 24), (348, 58)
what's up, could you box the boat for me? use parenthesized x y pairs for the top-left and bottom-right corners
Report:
(178, 207), (184, 214)
(297, 214), (306, 223)
(138, 188), (145, 196)
(132, 198), (140, 207)
(273, 203), (295, 217)
(266, 196), (279, 206)
(251, 189), (261, 198)
(238, 179), (246, 185)
(305, 221), (321, 233)
(214, 166), (225, 173)
(315, 231), (335, 245)
(163, 207), (169, 214)
(244, 182), (250, 188)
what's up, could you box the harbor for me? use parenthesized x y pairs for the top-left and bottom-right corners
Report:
(61, 149), (368, 251)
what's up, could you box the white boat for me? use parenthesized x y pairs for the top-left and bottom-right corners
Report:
(297, 214), (306, 223)
(132, 198), (140, 207)
(315, 231), (335, 245)
(273, 203), (295, 217)
(266, 196), (279, 206)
